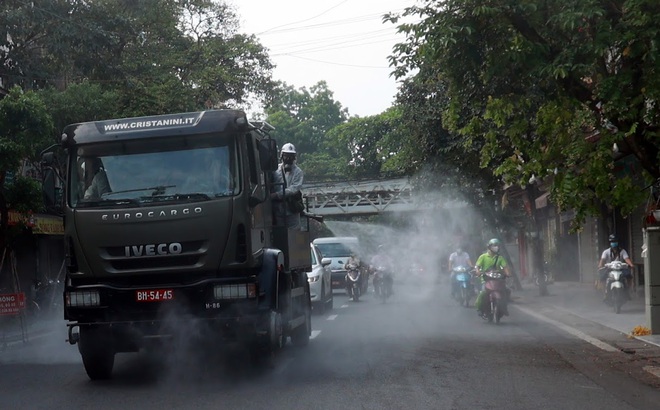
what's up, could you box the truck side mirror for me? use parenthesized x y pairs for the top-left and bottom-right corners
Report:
(258, 139), (278, 172)
(42, 168), (58, 209)
(42, 152), (55, 166)
(41, 150), (63, 212)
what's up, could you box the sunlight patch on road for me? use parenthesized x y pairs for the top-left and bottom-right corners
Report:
(643, 366), (660, 379)
(310, 330), (321, 339)
(341, 304), (349, 308)
(326, 314), (338, 321)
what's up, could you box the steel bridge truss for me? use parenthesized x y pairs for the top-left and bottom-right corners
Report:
(303, 178), (421, 216)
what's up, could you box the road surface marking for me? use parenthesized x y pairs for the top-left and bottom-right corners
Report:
(514, 305), (619, 352)
(310, 330), (321, 340)
(341, 304), (349, 308)
(327, 314), (338, 321)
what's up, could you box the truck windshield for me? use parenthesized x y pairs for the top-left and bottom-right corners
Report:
(70, 136), (238, 208)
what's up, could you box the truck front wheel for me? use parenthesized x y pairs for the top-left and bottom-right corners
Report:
(78, 326), (115, 380)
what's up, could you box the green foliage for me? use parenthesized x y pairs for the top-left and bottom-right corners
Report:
(0, 86), (54, 244)
(388, 0), (660, 226)
(5, 175), (42, 215)
(324, 108), (407, 179)
(0, 86), (54, 171)
(1, 0), (275, 115)
(265, 81), (349, 177)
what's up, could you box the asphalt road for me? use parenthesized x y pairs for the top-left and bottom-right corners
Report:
(1, 279), (659, 410)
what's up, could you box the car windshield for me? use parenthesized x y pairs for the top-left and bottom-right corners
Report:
(315, 243), (356, 258)
(70, 135), (239, 208)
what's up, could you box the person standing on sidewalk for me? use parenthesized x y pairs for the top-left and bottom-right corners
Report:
(598, 234), (634, 301)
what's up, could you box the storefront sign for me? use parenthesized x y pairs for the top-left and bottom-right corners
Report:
(0, 293), (26, 316)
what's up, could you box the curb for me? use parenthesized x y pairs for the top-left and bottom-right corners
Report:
(513, 286), (660, 349)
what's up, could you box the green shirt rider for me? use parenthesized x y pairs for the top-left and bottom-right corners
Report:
(474, 238), (511, 317)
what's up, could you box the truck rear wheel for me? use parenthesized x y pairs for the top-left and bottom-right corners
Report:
(78, 327), (115, 380)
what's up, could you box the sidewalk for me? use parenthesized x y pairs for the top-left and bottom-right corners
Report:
(515, 280), (660, 348)
(1, 313), (62, 350)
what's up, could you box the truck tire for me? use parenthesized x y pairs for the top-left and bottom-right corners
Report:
(78, 327), (115, 380)
(269, 310), (284, 352)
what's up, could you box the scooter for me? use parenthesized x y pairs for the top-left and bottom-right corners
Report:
(345, 263), (361, 302)
(372, 265), (393, 303)
(480, 270), (508, 324)
(452, 266), (474, 307)
(603, 260), (629, 314)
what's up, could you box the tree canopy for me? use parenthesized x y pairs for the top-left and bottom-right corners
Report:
(1, 0), (275, 115)
(388, 0), (660, 225)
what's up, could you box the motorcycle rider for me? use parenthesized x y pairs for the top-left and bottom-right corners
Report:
(474, 238), (511, 317)
(345, 251), (363, 295)
(598, 234), (634, 302)
(448, 244), (474, 298)
(370, 245), (393, 296)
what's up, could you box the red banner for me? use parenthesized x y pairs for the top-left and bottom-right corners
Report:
(0, 293), (26, 316)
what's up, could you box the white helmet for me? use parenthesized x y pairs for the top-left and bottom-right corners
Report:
(281, 143), (296, 154)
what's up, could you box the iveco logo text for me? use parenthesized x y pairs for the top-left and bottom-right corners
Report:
(102, 207), (202, 221)
(125, 243), (183, 257)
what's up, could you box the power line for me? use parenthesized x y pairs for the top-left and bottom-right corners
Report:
(278, 54), (392, 69)
(258, 9), (407, 35)
(257, 0), (350, 35)
(272, 36), (402, 56)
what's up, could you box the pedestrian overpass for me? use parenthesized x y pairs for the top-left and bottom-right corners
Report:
(302, 177), (425, 216)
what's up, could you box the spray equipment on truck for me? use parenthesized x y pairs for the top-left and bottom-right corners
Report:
(41, 109), (313, 380)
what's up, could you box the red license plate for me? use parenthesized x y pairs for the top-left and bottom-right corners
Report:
(135, 289), (174, 302)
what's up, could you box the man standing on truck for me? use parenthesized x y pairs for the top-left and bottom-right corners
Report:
(271, 143), (304, 230)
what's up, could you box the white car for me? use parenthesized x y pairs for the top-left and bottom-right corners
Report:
(308, 243), (333, 314)
(312, 236), (360, 290)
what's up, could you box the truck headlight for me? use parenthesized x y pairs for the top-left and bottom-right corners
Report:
(214, 283), (256, 300)
(66, 290), (100, 307)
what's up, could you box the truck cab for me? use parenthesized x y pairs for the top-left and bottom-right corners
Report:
(42, 109), (312, 380)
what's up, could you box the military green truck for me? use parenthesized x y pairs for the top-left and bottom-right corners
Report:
(41, 109), (312, 380)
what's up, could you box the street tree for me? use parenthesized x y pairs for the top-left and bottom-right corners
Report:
(387, 0), (660, 227)
(1, 0), (275, 114)
(265, 81), (348, 179)
(324, 107), (407, 180)
(0, 86), (54, 251)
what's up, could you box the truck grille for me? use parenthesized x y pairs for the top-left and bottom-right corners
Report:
(102, 241), (206, 272)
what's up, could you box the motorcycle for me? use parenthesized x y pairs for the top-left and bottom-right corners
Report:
(31, 278), (63, 318)
(602, 260), (630, 314)
(345, 263), (362, 302)
(452, 266), (475, 307)
(372, 265), (393, 303)
(480, 270), (508, 324)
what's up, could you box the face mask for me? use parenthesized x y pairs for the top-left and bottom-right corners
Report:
(490, 246), (499, 253)
(610, 242), (618, 248)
